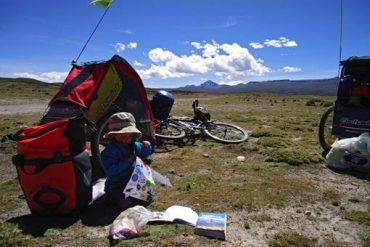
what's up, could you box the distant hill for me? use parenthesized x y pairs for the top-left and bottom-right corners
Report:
(175, 78), (339, 95)
(0, 77), (62, 86)
(0, 76), (339, 96)
(0, 77), (61, 99)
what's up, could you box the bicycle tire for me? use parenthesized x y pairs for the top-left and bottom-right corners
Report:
(155, 122), (186, 140)
(204, 122), (248, 144)
(318, 105), (336, 153)
(90, 113), (113, 170)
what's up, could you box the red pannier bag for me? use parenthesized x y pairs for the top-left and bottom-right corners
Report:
(12, 117), (92, 215)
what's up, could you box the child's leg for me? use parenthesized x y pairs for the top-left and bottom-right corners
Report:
(104, 191), (146, 210)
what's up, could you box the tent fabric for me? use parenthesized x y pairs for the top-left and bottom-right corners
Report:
(44, 55), (155, 142)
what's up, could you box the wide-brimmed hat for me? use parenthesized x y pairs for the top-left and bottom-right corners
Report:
(104, 112), (142, 138)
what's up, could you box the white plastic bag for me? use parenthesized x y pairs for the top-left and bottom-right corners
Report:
(109, 205), (152, 240)
(326, 132), (370, 172)
(123, 158), (155, 202)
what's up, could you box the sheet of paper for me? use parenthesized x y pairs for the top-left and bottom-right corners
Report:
(151, 168), (172, 187)
(92, 178), (106, 202)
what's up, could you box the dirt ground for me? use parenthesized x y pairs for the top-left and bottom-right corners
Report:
(1, 101), (369, 246)
(222, 168), (369, 246)
(0, 99), (49, 115)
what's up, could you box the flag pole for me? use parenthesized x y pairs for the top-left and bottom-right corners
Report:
(338, 0), (343, 76)
(73, 6), (111, 63)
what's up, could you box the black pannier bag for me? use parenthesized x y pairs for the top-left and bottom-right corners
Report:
(150, 90), (174, 120)
(192, 100), (211, 122)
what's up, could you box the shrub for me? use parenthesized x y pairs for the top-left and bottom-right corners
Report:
(257, 137), (291, 148)
(265, 147), (322, 166)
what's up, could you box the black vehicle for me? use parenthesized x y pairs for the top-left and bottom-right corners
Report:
(319, 56), (370, 152)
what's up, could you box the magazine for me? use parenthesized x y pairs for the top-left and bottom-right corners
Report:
(148, 205), (198, 226)
(194, 212), (227, 240)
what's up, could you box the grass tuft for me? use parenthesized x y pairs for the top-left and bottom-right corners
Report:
(249, 213), (272, 222)
(269, 232), (317, 247)
(0, 223), (35, 247)
(344, 210), (370, 226)
(322, 189), (341, 206)
(257, 137), (292, 148)
(362, 229), (370, 247)
(265, 147), (322, 166)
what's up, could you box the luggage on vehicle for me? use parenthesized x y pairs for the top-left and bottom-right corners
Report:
(194, 106), (211, 122)
(150, 90), (174, 120)
(192, 100), (210, 122)
(11, 117), (92, 215)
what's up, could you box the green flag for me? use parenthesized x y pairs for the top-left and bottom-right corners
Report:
(90, 0), (113, 8)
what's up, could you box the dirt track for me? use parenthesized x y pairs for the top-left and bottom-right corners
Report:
(0, 100), (49, 115)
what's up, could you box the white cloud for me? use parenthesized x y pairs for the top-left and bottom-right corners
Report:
(127, 42), (137, 49)
(264, 37), (298, 48)
(148, 48), (177, 63)
(114, 42), (125, 52)
(282, 66), (302, 73)
(191, 42), (203, 50)
(134, 60), (145, 67)
(219, 80), (244, 86)
(202, 42), (220, 58)
(14, 71), (68, 83)
(118, 29), (133, 35)
(250, 42), (264, 49)
(137, 41), (270, 80)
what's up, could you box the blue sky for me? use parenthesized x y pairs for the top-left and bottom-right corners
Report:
(1, 0), (370, 88)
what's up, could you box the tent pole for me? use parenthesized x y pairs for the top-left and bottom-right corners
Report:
(73, 7), (110, 63)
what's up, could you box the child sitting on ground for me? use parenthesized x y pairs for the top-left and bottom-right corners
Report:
(101, 112), (152, 210)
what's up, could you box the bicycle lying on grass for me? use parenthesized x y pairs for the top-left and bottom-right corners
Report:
(155, 100), (248, 145)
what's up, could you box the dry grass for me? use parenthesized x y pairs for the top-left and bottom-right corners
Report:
(1, 89), (369, 246)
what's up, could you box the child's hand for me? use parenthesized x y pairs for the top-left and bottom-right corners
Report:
(142, 140), (151, 148)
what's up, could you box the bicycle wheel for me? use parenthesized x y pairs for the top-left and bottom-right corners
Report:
(90, 113), (112, 170)
(204, 122), (248, 144)
(318, 105), (336, 153)
(155, 121), (186, 140)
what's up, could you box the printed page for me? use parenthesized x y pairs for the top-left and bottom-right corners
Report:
(166, 205), (198, 226)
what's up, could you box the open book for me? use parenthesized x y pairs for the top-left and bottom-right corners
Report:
(194, 212), (227, 240)
(148, 205), (198, 226)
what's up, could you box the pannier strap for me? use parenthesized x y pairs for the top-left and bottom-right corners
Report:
(33, 185), (67, 214)
(12, 153), (72, 175)
(1, 129), (23, 143)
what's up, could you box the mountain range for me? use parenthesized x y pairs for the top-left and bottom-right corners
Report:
(0, 77), (339, 95)
(174, 78), (338, 95)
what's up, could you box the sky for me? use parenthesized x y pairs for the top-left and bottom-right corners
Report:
(1, 0), (370, 88)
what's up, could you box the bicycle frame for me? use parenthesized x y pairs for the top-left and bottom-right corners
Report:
(166, 117), (205, 139)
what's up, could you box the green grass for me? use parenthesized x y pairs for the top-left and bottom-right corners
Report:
(249, 213), (272, 222)
(322, 189), (341, 207)
(269, 232), (317, 247)
(344, 211), (370, 226)
(0, 179), (24, 214)
(110, 224), (193, 247)
(0, 223), (35, 247)
(362, 228), (370, 247)
(0, 78), (60, 100)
